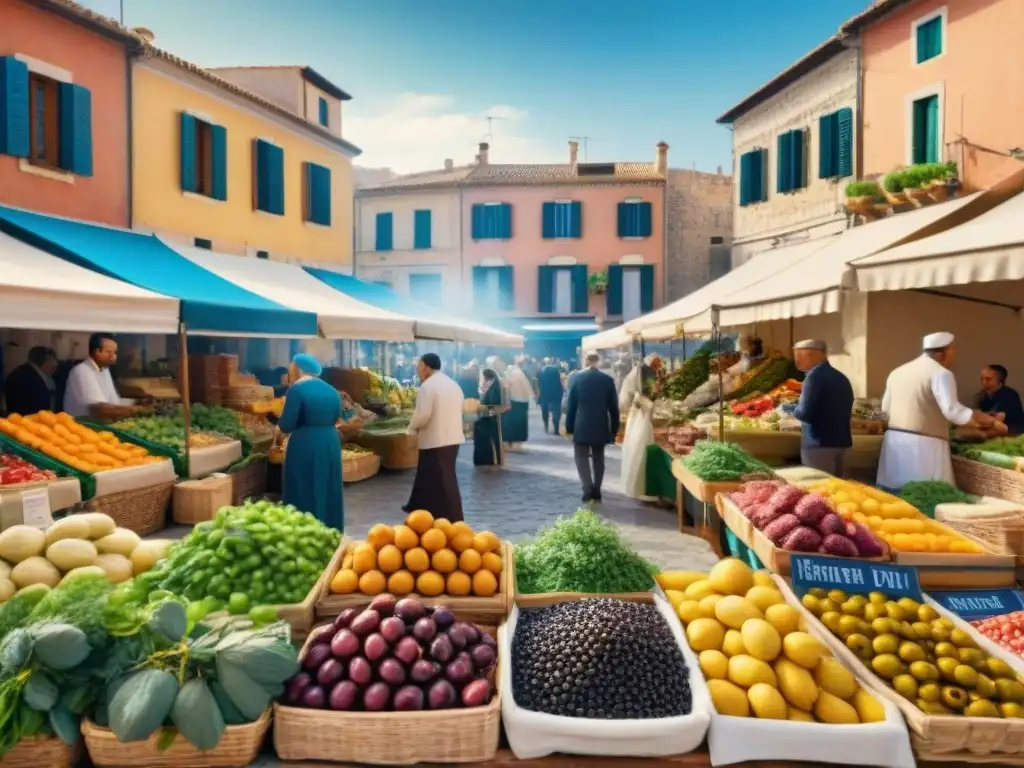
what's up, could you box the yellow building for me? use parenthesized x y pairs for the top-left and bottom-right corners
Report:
(130, 36), (360, 265)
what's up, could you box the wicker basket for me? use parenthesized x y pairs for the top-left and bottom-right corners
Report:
(81, 709), (270, 768)
(343, 452), (380, 483)
(954, 455), (1024, 505)
(337, 418), (364, 440)
(0, 737), (80, 768)
(172, 474), (233, 524)
(229, 459), (267, 505)
(349, 431), (419, 470)
(87, 481), (172, 536)
(273, 620), (501, 764)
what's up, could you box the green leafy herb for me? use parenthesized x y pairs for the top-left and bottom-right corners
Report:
(682, 440), (774, 482)
(898, 480), (977, 519)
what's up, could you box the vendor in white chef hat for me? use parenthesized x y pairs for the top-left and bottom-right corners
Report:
(877, 331), (1006, 489)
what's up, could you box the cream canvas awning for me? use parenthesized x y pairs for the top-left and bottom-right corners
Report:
(0, 230), (180, 334)
(581, 324), (636, 352)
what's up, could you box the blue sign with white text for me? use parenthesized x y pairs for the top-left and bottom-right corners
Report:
(927, 589), (1024, 621)
(790, 555), (922, 601)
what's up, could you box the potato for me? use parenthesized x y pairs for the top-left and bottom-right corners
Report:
(0, 526), (46, 564)
(129, 539), (172, 575)
(94, 528), (141, 557)
(94, 553), (133, 583)
(11, 557), (60, 589)
(43, 517), (91, 547)
(45, 539), (98, 572)
(60, 566), (107, 585)
(0, 578), (15, 603)
(76, 512), (116, 540)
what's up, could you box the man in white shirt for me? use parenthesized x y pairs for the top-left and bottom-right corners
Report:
(502, 357), (534, 449)
(63, 333), (136, 419)
(404, 353), (466, 522)
(877, 332), (1005, 489)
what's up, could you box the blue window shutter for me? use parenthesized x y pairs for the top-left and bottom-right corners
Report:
(181, 114), (197, 192)
(498, 266), (514, 310)
(375, 212), (393, 251)
(916, 17), (942, 63)
(836, 108), (853, 177)
(0, 57), (29, 158)
(738, 153), (749, 206)
(616, 202), (630, 237)
(472, 266), (487, 308)
(471, 204), (484, 239)
(542, 202), (556, 239)
(754, 150), (766, 202)
(537, 266), (555, 313)
(306, 163), (331, 225)
(500, 203), (512, 238)
(925, 96), (939, 163)
(571, 265), (588, 313)
(818, 113), (835, 179)
(318, 97), (329, 127)
(791, 130), (805, 190)
(639, 265), (655, 312)
(777, 133), (789, 193)
(570, 201), (582, 238)
(607, 265), (624, 316)
(414, 209), (431, 249)
(304, 163), (316, 222)
(636, 202), (653, 237)
(269, 144), (285, 215)
(210, 124), (227, 200)
(56, 83), (92, 176)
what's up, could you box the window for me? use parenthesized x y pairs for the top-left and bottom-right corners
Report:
(181, 114), (226, 199)
(710, 236), (724, 245)
(414, 209), (432, 249)
(28, 73), (59, 168)
(617, 200), (652, 238)
(912, 94), (940, 164)
(622, 268), (642, 321)
(738, 149), (767, 206)
(471, 203), (512, 240)
(577, 163), (615, 176)
(915, 11), (944, 64)
(304, 162), (332, 226)
(194, 238), (212, 249)
(776, 129), (806, 194)
(472, 266), (514, 310)
(606, 264), (654, 317)
(537, 265), (587, 313)
(818, 108), (854, 179)
(542, 201), (582, 239)
(256, 250), (269, 260)
(318, 96), (329, 127)
(410, 273), (441, 303)
(553, 269), (573, 314)
(375, 212), (393, 251)
(253, 138), (284, 214)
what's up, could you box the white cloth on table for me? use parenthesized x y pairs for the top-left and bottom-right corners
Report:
(62, 358), (133, 417)
(407, 371), (465, 449)
(505, 365), (534, 403)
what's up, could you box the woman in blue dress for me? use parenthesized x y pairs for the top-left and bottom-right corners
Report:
(278, 354), (344, 530)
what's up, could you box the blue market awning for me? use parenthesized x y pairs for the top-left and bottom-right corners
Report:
(0, 206), (317, 337)
(305, 267), (522, 347)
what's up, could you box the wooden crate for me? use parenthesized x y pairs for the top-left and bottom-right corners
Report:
(670, 460), (743, 503)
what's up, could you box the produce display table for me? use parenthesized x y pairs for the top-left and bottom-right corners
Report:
(645, 443), (677, 502)
(187, 439), (243, 478)
(0, 476), (81, 529)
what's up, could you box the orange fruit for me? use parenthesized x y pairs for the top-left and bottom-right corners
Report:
(358, 570), (387, 595)
(416, 570), (445, 596)
(447, 571), (472, 596)
(405, 509), (435, 535)
(388, 570), (415, 596)
(393, 525), (419, 551)
(472, 569), (498, 597)
(451, 532), (475, 554)
(330, 568), (359, 594)
(420, 528), (447, 554)
(431, 548), (457, 574)
(481, 552), (503, 574)
(404, 547), (430, 573)
(458, 549), (482, 574)
(473, 531), (501, 554)
(377, 544), (403, 574)
(433, 518), (455, 540)
(367, 524), (395, 550)
(450, 521), (473, 540)
(352, 544), (376, 574)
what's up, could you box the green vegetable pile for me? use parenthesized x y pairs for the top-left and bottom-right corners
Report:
(681, 440), (775, 481)
(112, 403), (248, 455)
(724, 356), (799, 402)
(955, 436), (1024, 471)
(663, 352), (710, 401)
(360, 415), (413, 437)
(189, 403), (248, 442)
(898, 480), (977, 518)
(515, 509), (658, 594)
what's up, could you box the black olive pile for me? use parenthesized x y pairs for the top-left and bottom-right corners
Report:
(511, 598), (692, 719)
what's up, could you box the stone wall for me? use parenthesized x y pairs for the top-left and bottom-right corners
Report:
(665, 168), (734, 301)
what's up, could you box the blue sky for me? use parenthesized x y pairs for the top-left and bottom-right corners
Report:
(81, 0), (866, 173)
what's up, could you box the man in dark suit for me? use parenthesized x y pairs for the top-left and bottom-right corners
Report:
(536, 357), (565, 434)
(791, 339), (854, 477)
(3, 347), (57, 416)
(565, 351), (620, 502)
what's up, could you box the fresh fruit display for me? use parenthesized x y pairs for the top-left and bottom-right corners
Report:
(283, 596), (496, 712)
(682, 441), (775, 482)
(802, 587), (1024, 717)
(0, 454), (56, 486)
(362, 368), (417, 409)
(148, 499), (341, 608)
(671, 559), (886, 723)
(725, 355), (799, 403)
(801, 478), (985, 554)
(250, 397), (286, 417)
(0, 515), (170, 598)
(729, 481), (885, 557)
(730, 396), (776, 418)
(330, 510), (502, 599)
(663, 351), (712, 402)
(972, 612), (1024, 657)
(342, 445), (373, 459)
(0, 412), (166, 474)
(110, 414), (232, 455)
(515, 508), (656, 595)
(512, 598), (692, 719)
(898, 481), (977, 518)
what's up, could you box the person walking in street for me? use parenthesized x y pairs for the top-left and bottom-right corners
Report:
(502, 356), (533, 449)
(790, 340), (854, 477)
(565, 351), (620, 502)
(473, 368), (504, 467)
(536, 358), (565, 434)
(405, 353), (466, 521)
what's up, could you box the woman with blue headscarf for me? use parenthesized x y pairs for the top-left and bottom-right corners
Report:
(278, 353), (344, 530)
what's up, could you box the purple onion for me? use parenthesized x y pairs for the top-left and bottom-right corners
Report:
(393, 636), (421, 666)
(413, 616), (437, 642)
(348, 656), (372, 686)
(379, 616), (406, 645)
(330, 629), (360, 659)
(329, 680), (359, 711)
(379, 658), (406, 687)
(302, 644), (331, 670)
(285, 672), (313, 704)
(333, 607), (360, 630)
(316, 658), (345, 688)
(431, 605), (456, 630)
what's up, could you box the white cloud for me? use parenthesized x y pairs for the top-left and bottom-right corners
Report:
(346, 93), (556, 174)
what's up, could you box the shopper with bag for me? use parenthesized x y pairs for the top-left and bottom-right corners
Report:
(619, 362), (657, 500)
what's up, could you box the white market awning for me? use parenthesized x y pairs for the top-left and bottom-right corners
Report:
(854, 192), (1024, 294)
(0, 230), (180, 334)
(164, 241), (416, 342)
(580, 324), (635, 351)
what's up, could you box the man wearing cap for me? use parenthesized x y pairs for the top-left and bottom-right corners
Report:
(877, 332), (1006, 489)
(791, 340), (854, 477)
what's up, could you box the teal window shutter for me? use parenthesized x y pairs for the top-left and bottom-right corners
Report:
(570, 201), (582, 237)
(375, 212), (393, 251)
(791, 130), (805, 190)
(637, 202), (652, 237)
(537, 266), (555, 313)
(498, 266), (514, 310)
(269, 144), (284, 215)
(738, 153), (750, 206)
(318, 97), (329, 127)
(818, 113), (835, 178)
(305, 163), (331, 225)
(753, 149), (766, 202)
(639, 265), (655, 312)
(925, 96), (939, 163)
(836, 108), (853, 177)
(500, 203), (513, 238)
(180, 113), (197, 192)
(57, 84), (92, 176)
(777, 133), (789, 193)
(471, 204), (484, 239)
(571, 265), (588, 313)
(210, 124), (227, 201)
(542, 202), (556, 238)
(414, 209), (431, 249)
(254, 139), (283, 214)
(0, 57), (29, 158)
(916, 16), (943, 63)
(616, 202), (629, 237)
(472, 266), (487, 308)
(607, 265), (624, 315)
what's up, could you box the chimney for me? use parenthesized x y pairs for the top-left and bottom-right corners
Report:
(444, 158), (453, 171)
(476, 142), (489, 166)
(568, 140), (579, 165)
(132, 27), (155, 43)
(655, 142), (669, 175)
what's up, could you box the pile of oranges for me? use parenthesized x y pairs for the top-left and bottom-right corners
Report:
(330, 509), (503, 598)
(0, 411), (165, 474)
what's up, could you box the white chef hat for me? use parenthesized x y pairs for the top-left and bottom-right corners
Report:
(923, 332), (955, 350)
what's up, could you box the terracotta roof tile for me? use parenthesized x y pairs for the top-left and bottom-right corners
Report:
(356, 166), (477, 194)
(33, 0), (141, 43)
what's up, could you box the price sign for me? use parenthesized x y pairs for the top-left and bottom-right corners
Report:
(927, 589), (1024, 621)
(790, 554), (922, 601)
(20, 488), (52, 529)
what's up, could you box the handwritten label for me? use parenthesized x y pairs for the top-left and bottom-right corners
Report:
(20, 488), (52, 529)
(928, 589), (1024, 621)
(790, 555), (922, 601)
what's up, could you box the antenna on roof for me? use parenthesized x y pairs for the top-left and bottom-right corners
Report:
(571, 136), (594, 162)
(484, 115), (506, 142)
